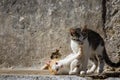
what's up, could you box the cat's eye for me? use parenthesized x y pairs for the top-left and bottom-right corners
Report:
(56, 62), (58, 65)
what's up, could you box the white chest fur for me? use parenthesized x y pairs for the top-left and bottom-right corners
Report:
(71, 40), (80, 54)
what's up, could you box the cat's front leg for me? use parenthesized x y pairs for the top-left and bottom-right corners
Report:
(79, 56), (88, 75)
(69, 59), (79, 75)
(96, 55), (105, 74)
(69, 67), (78, 75)
(80, 46), (91, 75)
(87, 58), (98, 74)
(80, 64), (87, 75)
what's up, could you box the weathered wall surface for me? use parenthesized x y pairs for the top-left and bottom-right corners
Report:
(105, 0), (120, 63)
(0, 0), (119, 68)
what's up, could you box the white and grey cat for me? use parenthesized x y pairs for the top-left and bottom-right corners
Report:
(70, 26), (120, 75)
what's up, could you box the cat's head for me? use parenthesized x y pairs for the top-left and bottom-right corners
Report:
(69, 26), (88, 44)
(41, 59), (60, 74)
(51, 61), (63, 74)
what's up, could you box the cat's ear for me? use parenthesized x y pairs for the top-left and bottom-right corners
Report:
(81, 25), (87, 32)
(46, 60), (51, 65)
(50, 53), (54, 59)
(81, 25), (88, 37)
(69, 28), (75, 36)
(56, 49), (59, 53)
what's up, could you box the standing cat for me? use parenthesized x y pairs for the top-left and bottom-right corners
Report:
(70, 26), (120, 74)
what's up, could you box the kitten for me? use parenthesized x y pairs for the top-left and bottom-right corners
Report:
(41, 47), (81, 75)
(41, 48), (61, 74)
(70, 26), (120, 74)
(51, 47), (83, 75)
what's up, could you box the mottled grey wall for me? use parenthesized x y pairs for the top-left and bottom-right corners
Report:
(0, 0), (119, 68)
(105, 0), (120, 62)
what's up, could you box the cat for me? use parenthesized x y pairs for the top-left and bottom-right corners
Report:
(41, 48), (62, 74)
(70, 26), (120, 75)
(51, 47), (83, 75)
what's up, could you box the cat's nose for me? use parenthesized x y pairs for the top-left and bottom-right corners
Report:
(79, 42), (83, 45)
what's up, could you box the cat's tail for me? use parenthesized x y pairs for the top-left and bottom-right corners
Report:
(103, 47), (120, 67)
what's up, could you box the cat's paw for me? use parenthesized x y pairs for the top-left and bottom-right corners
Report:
(86, 70), (94, 74)
(80, 71), (86, 75)
(96, 69), (103, 74)
(69, 71), (76, 75)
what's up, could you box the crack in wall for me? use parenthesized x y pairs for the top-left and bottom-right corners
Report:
(102, 0), (107, 38)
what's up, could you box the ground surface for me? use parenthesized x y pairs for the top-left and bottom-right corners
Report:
(0, 69), (119, 79)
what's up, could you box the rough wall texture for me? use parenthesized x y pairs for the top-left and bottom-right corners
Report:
(105, 0), (120, 63)
(0, 0), (119, 68)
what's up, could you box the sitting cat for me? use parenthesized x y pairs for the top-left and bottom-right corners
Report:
(51, 47), (83, 75)
(69, 26), (120, 75)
